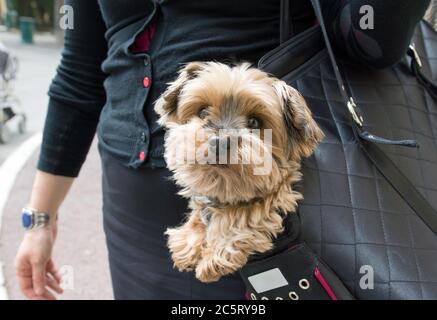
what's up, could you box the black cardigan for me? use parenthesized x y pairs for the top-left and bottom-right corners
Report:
(38, 0), (429, 177)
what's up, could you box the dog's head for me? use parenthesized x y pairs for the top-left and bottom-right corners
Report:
(155, 62), (324, 203)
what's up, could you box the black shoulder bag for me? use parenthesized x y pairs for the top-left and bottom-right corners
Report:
(239, 0), (437, 300)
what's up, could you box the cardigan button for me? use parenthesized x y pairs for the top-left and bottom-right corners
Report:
(143, 76), (151, 88)
(138, 151), (146, 161)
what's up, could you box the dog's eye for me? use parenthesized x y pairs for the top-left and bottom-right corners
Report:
(198, 107), (209, 119)
(247, 117), (261, 129)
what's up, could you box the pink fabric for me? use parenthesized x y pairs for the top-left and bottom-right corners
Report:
(130, 19), (157, 53)
(314, 267), (338, 300)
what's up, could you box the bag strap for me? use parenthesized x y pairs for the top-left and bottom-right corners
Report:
(310, 0), (437, 234)
(408, 44), (437, 100)
(280, 0), (293, 43)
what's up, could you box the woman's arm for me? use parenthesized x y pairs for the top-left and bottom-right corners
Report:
(15, 0), (107, 299)
(15, 171), (74, 300)
(38, 0), (108, 177)
(28, 171), (74, 217)
(322, 0), (430, 68)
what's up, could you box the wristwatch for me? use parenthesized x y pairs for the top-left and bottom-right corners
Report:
(21, 207), (51, 231)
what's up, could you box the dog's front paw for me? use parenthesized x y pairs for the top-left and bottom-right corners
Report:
(166, 226), (204, 272)
(195, 254), (235, 283)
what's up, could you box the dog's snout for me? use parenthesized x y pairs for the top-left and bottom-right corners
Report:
(208, 136), (231, 164)
(205, 120), (221, 131)
(208, 136), (230, 151)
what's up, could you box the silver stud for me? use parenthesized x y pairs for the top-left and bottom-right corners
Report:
(299, 279), (310, 290)
(275, 297), (283, 300)
(261, 296), (269, 300)
(250, 293), (257, 300)
(289, 291), (299, 300)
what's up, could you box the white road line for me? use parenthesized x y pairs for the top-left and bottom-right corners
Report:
(0, 132), (42, 300)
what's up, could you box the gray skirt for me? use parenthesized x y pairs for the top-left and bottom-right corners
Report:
(100, 149), (246, 299)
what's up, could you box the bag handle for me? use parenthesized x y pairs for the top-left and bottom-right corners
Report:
(309, 0), (437, 234)
(310, 0), (418, 146)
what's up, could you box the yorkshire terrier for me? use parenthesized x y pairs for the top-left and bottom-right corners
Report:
(154, 62), (324, 283)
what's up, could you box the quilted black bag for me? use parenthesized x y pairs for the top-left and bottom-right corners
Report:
(240, 0), (437, 300)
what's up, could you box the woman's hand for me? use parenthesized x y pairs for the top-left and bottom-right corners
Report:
(15, 224), (63, 300)
(14, 170), (75, 299)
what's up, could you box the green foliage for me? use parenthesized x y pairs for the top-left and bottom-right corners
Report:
(7, 0), (54, 30)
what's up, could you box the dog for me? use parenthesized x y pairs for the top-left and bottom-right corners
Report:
(154, 61), (324, 283)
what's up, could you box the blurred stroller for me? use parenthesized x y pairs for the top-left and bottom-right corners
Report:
(0, 41), (26, 144)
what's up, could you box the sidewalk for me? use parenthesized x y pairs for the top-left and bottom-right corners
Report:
(0, 29), (113, 299)
(0, 140), (113, 300)
(0, 29), (60, 164)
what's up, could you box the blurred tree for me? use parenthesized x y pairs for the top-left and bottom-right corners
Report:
(0, 0), (6, 24)
(7, 0), (54, 30)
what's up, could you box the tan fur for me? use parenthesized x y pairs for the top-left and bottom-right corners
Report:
(155, 62), (324, 282)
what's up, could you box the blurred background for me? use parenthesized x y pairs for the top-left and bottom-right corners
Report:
(0, 0), (436, 301)
(0, 0), (112, 300)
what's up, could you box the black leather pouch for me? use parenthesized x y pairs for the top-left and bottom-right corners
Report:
(240, 242), (354, 300)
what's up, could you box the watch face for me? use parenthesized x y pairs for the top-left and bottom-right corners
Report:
(22, 210), (33, 229)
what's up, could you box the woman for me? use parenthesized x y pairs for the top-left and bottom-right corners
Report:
(15, 0), (429, 300)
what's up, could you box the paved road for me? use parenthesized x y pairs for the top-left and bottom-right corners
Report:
(0, 30), (59, 164)
(1, 140), (113, 300)
(0, 30), (113, 299)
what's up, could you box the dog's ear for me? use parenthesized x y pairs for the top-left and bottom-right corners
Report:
(273, 80), (324, 159)
(154, 62), (205, 126)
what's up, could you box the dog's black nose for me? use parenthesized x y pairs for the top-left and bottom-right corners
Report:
(208, 136), (230, 163)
